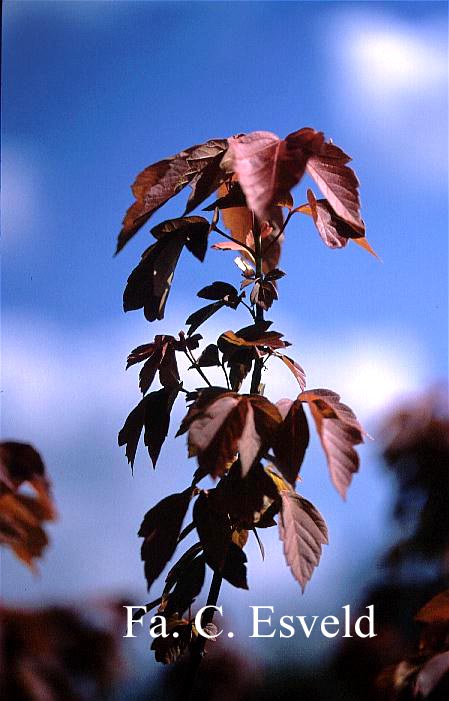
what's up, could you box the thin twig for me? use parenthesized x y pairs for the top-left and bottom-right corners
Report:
(184, 349), (212, 388)
(262, 209), (294, 254)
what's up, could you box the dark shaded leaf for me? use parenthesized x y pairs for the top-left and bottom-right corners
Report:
(193, 491), (231, 571)
(118, 398), (146, 468)
(197, 281), (239, 301)
(138, 489), (192, 590)
(279, 491), (328, 592)
(151, 216), (210, 262)
(166, 555), (206, 616)
(299, 389), (364, 499)
(274, 398), (310, 485)
(127, 336), (180, 394)
(151, 616), (193, 664)
(144, 386), (180, 468)
(221, 543), (248, 589)
(186, 301), (225, 336)
(123, 234), (184, 322)
(204, 181), (247, 211)
(196, 344), (220, 367)
(119, 387), (180, 469)
(219, 461), (280, 529)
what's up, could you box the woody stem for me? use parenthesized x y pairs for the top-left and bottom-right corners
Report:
(250, 219), (264, 394)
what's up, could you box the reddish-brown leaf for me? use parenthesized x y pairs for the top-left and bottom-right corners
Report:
(127, 336), (179, 394)
(416, 590), (449, 624)
(138, 489), (192, 590)
(274, 399), (310, 485)
(228, 130), (319, 221)
(305, 141), (364, 234)
(278, 355), (306, 391)
(0, 442), (56, 569)
(306, 188), (364, 248)
(177, 391), (282, 478)
(279, 491), (328, 592)
(116, 139), (227, 253)
(299, 389), (364, 499)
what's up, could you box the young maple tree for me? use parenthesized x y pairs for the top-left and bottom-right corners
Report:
(116, 128), (371, 677)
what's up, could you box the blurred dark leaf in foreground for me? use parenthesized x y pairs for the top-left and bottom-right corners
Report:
(0, 441), (57, 569)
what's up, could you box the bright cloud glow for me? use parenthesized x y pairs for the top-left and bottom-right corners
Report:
(349, 25), (446, 95)
(2, 312), (430, 443)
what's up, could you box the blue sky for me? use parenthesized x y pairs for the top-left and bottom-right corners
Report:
(1, 0), (448, 673)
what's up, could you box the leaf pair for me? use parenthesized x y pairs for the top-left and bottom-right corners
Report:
(116, 138), (228, 253)
(118, 386), (180, 469)
(227, 128), (364, 234)
(126, 332), (201, 394)
(186, 281), (241, 337)
(123, 216), (210, 321)
(177, 388), (282, 479)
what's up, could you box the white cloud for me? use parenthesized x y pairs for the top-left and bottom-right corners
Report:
(1, 146), (42, 250)
(2, 311), (429, 443)
(328, 11), (447, 181)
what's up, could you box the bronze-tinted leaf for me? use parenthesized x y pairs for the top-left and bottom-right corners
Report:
(138, 489), (192, 590)
(305, 141), (364, 234)
(279, 491), (328, 592)
(227, 130), (318, 221)
(127, 336), (179, 394)
(279, 355), (306, 391)
(116, 139), (227, 253)
(274, 399), (310, 485)
(193, 490), (231, 571)
(306, 189), (364, 248)
(299, 389), (364, 499)
(184, 152), (228, 214)
(416, 590), (449, 624)
(0, 442), (56, 569)
(178, 392), (282, 478)
(250, 279), (278, 310)
(219, 326), (289, 353)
